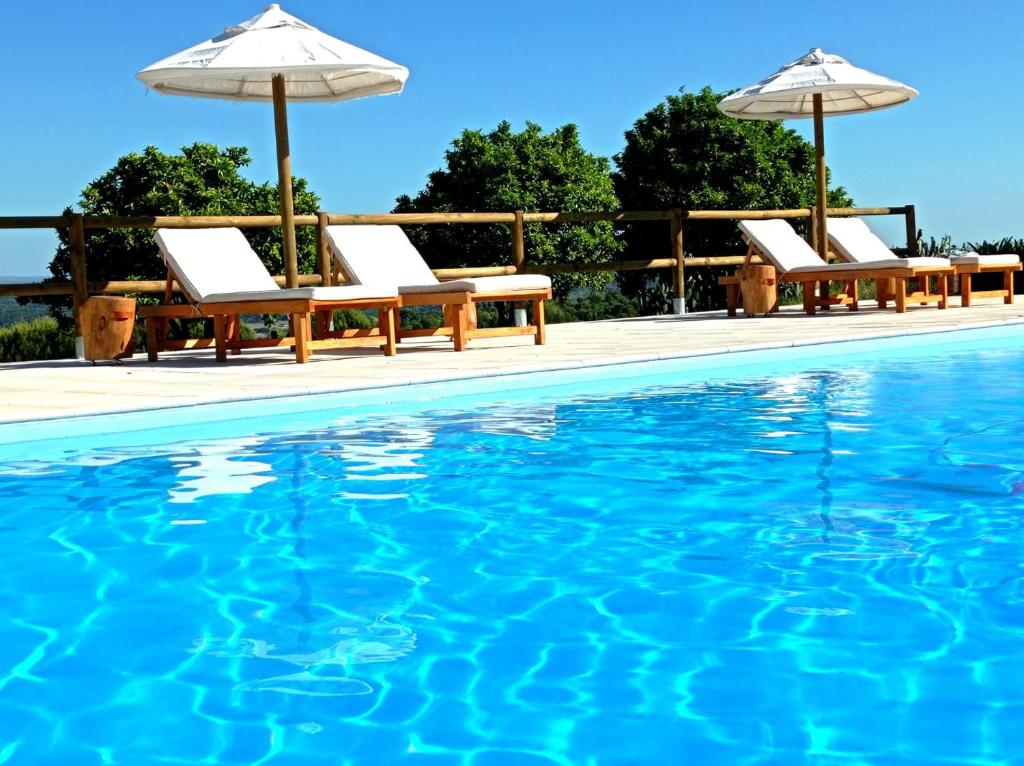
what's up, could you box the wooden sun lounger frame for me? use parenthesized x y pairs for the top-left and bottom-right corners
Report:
(719, 242), (954, 316)
(953, 262), (1020, 307)
(331, 266), (552, 351)
(138, 269), (401, 363)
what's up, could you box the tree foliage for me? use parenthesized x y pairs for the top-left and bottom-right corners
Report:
(34, 143), (319, 325)
(613, 87), (854, 312)
(394, 121), (621, 298)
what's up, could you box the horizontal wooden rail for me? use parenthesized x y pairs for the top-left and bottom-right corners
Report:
(681, 209), (812, 220)
(327, 212), (517, 225)
(81, 215), (320, 230)
(679, 206), (907, 221)
(530, 258), (677, 275)
(0, 216), (68, 230)
(0, 281), (73, 297)
(683, 255), (766, 267)
(0, 267), (523, 298)
(435, 266), (518, 279)
(522, 211), (673, 223)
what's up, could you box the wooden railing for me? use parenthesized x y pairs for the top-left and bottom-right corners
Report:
(0, 204), (917, 335)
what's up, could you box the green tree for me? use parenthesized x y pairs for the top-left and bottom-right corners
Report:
(33, 143), (319, 327)
(394, 121), (621, 299)
(613, 87), (854, 312)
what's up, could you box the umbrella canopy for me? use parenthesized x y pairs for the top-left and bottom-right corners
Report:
(719, 48), (916, 258)
(138, 4), (408, 286)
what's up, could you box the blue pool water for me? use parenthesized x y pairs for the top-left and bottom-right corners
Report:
(2, 330), (1024, 765)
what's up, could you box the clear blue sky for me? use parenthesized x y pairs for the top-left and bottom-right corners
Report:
(2, 0), (1022, 276)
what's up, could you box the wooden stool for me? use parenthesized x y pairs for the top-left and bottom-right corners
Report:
(81, 296), (136, 361)
(737, 264), (777, 316)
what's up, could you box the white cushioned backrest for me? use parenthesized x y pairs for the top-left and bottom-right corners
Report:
(326, 225), (439, 287)
(155, 228), (278, 302)
(827, 217), (898, 263)
(737, 219), (823, 272)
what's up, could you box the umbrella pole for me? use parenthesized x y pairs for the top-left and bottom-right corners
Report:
(812, 93), (828, 261)
(272, 74), (299, 289)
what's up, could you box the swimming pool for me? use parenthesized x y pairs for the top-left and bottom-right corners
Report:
(1, 327), (1022, 764)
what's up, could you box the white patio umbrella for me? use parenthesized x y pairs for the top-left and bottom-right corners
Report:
(718, 48), (917, 259)
(137, 4), (408, 286)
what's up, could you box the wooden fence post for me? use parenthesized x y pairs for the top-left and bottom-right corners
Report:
(904, 204), (918, 256)
(512, 210), (527, 327)
(316, 211), (332, 285)
(671, 209), (685, 314)
(807, 205), (830, 308)
(68, 213), (88, 359)
(512, 210), (525, 272)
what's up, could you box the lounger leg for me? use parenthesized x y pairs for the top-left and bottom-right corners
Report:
(146, 318), (159, 362)
(802, 283), (816, 315)
(961, 273), (973, 307)
(229, 316), (242, 355)
(876, 279), (886, 309)
(213, 315), (228, 362)
(293, 313), (310, 363)
(534, 299), (546, 345)
(818, 280), (830, 310)
(939, 274), (948, 309)
(379, 306), (397, 356)
(394, 306), (404, 343)
(1005, 270), (1015, 304)
(466, 302), (478, 331)
(895, 280), (907, 313)
(452, 304), (468, 351)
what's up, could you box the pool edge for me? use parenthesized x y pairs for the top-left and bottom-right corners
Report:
(1, 316), (1021, 442)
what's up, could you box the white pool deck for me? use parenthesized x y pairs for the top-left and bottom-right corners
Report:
(2, 297), (1024, 425)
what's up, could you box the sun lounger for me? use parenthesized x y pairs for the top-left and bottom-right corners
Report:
(719, 219), (953, 315)
(325, 225), (552, 351)
(826, 217), (1020, 307)
(137, 227), (401, 363)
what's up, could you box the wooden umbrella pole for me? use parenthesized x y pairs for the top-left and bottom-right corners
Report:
(272, 74), (299, 289)
(812, 93), (828, 260)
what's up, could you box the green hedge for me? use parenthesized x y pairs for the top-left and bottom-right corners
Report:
(0, 317), (75, 363)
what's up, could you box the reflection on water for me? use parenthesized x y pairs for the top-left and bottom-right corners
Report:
(167, 437), (276, 504)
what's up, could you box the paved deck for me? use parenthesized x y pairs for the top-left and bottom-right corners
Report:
(3, 297), (1024, 424)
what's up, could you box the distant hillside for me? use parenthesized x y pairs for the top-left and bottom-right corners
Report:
(0, 296), (47, 327)
(0, 278), (50, 327)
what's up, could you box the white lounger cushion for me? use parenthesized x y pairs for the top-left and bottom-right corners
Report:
(326, 224), (552, 293)
(827, 218), (998, 269)
(156, 227), (396, 303)
(825, 217), (899, 263)
(327, 224), (441, 286)
(397, 275), (551, 294)
(738, 219), (825, 273)
(202, 285), (398, 304)
(949, 253), (1020, 266)
(156, 228), (279, 302)
(787, 258), (950, 274)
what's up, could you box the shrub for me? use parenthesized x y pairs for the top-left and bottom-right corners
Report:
(545, 291), (638, 323)
(331, 309), (375, 330)
(0, 317), (75, 362)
